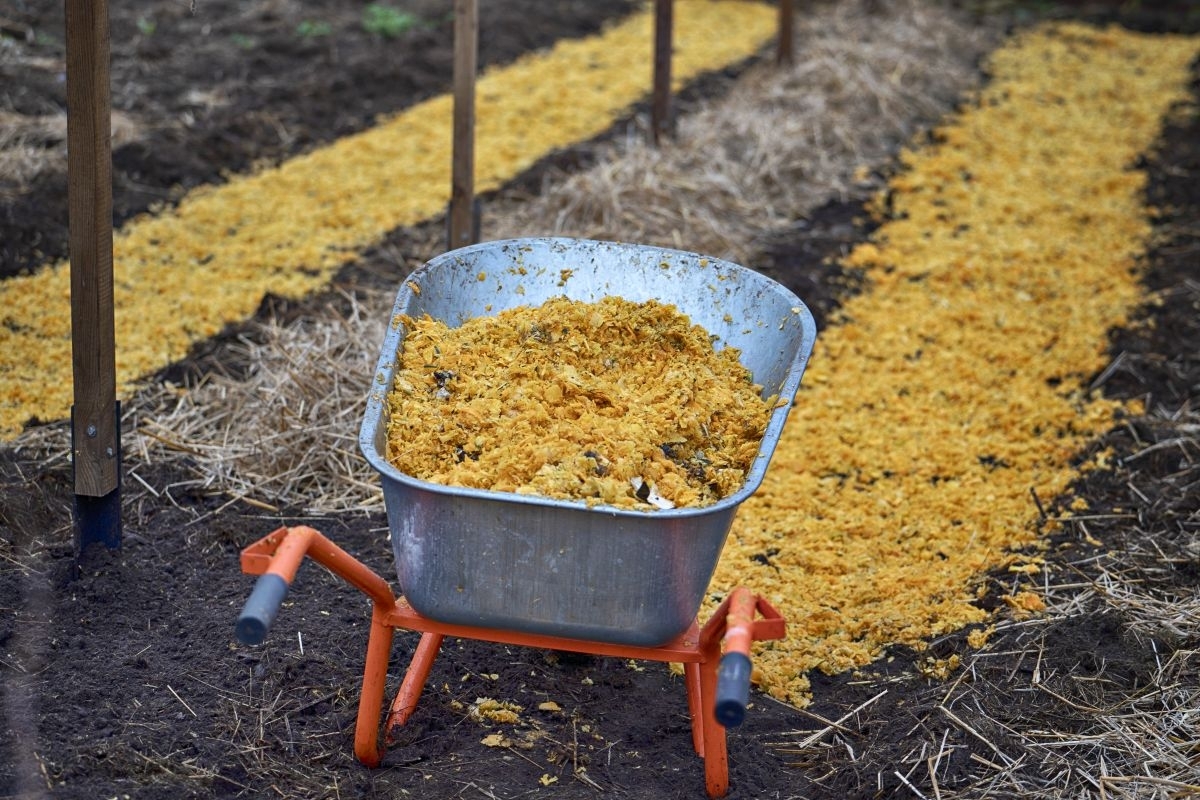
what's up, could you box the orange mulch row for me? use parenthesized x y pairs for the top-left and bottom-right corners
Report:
(708, 22), (1200, 705)
(385, 296), (772, 510)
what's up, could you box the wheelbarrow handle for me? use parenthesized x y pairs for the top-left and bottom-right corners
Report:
(235, 526), (397, 647)
(236, 573), (291, 645)
(714, 651), (752, 728)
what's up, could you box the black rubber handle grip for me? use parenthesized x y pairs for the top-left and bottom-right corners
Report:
(235, 573), (290, 645)
(715, 651), (752, 728)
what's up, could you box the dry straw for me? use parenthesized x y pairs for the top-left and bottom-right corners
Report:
(131, 290), (389, 515)
(909, 423), (1199, 799)
(488, 0), (993, 262)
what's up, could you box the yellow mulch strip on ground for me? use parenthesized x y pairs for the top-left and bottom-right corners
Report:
(0, 0), (777, 441)
(712, 22), (1200, 706)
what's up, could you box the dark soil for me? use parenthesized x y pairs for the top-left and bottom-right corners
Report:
(2, 3), (1199, 799)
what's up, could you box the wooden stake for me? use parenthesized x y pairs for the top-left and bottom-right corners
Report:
(66, 0), (121, 549)
(448, 0), (479, 249)
(651, 0), (673, 145)
(777, 0), (794, 67)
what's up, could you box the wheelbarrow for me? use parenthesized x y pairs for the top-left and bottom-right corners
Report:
(235, 238), (818, 797)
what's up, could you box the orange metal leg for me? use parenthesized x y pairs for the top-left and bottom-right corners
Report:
(385, 632), (445, 735)
(699, 646), (730, 798)
(354, 606), (396, 767)
(686, 662), (704, 756)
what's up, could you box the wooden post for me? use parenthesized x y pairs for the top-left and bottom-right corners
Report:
(777, 0), (794, 67)
(651, 0), (673, 145)
(447, 0), (479, 249)
(65, 0), (121, 551)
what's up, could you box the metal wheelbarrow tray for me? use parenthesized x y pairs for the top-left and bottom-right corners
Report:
(359, 237), (817, 647)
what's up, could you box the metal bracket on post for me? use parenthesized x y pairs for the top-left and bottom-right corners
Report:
(72, 401), (122, 555)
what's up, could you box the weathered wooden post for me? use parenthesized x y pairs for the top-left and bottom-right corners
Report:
(65, 0), (121, 553)
(651, 0), (673, 145)
(448, 0), (480, 249)
(777, 0), (794, 66)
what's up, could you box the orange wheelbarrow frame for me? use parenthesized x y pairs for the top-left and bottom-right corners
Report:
(237, 525), (785, 798)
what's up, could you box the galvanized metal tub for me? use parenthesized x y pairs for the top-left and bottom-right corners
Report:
(360, 238), (817, 646)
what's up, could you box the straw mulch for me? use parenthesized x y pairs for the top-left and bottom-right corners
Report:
(487, 0), (990, 262)
(134, 292), (388, 516)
